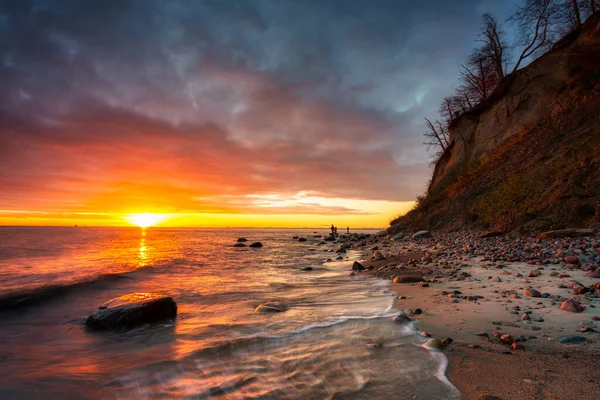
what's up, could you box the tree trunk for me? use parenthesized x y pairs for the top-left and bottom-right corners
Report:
(572, 0), (582, 27)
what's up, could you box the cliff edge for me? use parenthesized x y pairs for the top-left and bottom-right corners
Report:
(391, 15), (600, 233)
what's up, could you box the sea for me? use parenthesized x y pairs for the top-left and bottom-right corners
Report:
(0, 227), (459, 399)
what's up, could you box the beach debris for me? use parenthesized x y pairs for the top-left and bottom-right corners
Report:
(538, 228), (595, 239)
(249, 242), (263, 248)
(85, 293), (177, 330)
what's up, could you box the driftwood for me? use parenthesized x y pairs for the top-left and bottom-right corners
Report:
(538, 228), (596, 239)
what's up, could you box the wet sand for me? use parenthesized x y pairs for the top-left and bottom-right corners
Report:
(357, 232), (600, 400)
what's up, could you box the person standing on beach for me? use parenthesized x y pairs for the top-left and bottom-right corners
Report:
(346, 226), (349, 233)
(331, 224), (335, 234)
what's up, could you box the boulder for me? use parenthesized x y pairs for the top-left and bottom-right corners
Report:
(233, 243), (246, 247)
(85, 293), (177, 330)
(392, 275), (424, 283)
(236, 238), (248, 242)
(560, 299), (585, 313)
(249, 242), (263, 248)
(352, 261), (365, 271)
(412, 230), (431, 239)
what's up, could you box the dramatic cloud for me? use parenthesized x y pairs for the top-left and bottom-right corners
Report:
(0, 0), (519, 223)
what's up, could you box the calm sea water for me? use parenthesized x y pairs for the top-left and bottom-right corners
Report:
(0, 227), (458, 399)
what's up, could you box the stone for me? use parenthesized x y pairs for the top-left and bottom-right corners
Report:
(249, 242), (263, 248)
(301, 267), (313, 271)
(392, 275), (424, 283)
(585, 268), (600, 279)
(558, 335), (586, 344)
(521, 313), (530, 321)
(236, 238), (248, 242)
(392, 313), (412, 324)
(528, 270), (542, 277)
(564, 256), (580, 265)
(511, 342), (525, 351)
(352, 261), (365, 271)
(85, 293), (177, 329)
(500, 334), (514, 344)
(524, 288), (541, 298)
(298, 237), (307, 242)
(425, 338), (446, 350)
(418, 282), (430, 288)
(233, 243), (246, 247)
(412, 230), (431, 239)
(559, 299), (585, 313)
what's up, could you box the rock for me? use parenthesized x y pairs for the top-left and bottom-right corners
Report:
(352, 261), (365, 271)
(233, 243), (246, 247)
(441, 337), (453, 346)
(564, 256), (580, 265)
(524, 288), (541, 298)
(425, 338), (447, 350)
(392, 275), (423, 283)
(255, 301), (287, 313)
(413, 308), (423, 315)
(335, 256), (344, 260)
(412, 230), (431, 239)
(249, 242), (263, 248)
(236, 238), (248, 242)
(528, 270), (542, 277)
(301, 267), (313, 271)
(476, 396), (502, 400)
(585, 268), (600, 279)
(539, 228), (595, 239)
(500, 334), (514, 345)
(392, 313), (412, 324)
(558, 335), (586, 344)
(418, 282), (430, 288)
(85, 293), (177, 329)
(298, 237), (307, 242)
(511, 342), (525, 351)
(560, 299), (585, 313)
(521, 313), (530, 321)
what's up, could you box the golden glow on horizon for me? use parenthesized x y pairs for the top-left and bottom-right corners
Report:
(125, 213), (170, 228)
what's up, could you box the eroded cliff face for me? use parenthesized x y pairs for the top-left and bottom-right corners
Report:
(430, 17), (600, 194)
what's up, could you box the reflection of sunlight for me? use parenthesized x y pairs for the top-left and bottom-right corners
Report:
(139, 235), (147, 266)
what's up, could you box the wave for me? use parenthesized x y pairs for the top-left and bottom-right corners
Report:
(0, 265), (158, 312)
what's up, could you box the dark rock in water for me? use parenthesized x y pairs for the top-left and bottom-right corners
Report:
(335, 256), (344, 260)
(301, 267), (313, 271)
(233, 243), (246, 247)
(352, 261), (365, 271)
(560, 299), (585, 313)
(85, 293), (177, 329)
(237, 238), (248, 242)
(393, 313), (412, 324)
(392, 275), (423, 283)
(255, 301), (287, 313)
(324, 236), (335, 242)
(413, 308), (423, 315)
(298, 237), (307, 242)
(249, 242), (263, 248)
(292, 236), (299, 239)
(558, 335), (586, 344)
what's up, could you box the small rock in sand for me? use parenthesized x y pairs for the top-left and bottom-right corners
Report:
(524, 288), (541, 298)
(560, 299), (585, 313)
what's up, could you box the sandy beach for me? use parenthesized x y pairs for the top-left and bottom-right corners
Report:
(355, 230), (600, 400)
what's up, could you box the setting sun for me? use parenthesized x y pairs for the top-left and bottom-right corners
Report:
(125, 213), (170, 228)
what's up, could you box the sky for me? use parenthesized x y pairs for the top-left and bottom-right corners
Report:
(0, 0), (519, 228)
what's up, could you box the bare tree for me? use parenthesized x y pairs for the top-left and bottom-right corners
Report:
(479, 13), (508, 80)
(510, 0), (562, 73)
(571, 0), (583, 26)
(423, 117), (451, 156)
(460, 48), (499, 102)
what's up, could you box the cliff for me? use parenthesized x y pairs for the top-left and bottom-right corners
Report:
(391, 15), (600, 233)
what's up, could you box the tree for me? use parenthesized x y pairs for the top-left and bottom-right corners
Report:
(479, 13), (508, 80)
(510, 0), (562, 73)
(423, 118), (451, 157)
(571, 0), (582, 26)
(459, 48), (499, 103)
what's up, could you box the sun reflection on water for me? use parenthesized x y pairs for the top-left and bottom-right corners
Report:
(139, 230), (148, 266)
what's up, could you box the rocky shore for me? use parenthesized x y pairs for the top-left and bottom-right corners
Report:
(335, 229), (600, 400)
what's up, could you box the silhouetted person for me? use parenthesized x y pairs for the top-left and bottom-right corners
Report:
(347, 226), (349, 233)
(331, 224), (335, 234)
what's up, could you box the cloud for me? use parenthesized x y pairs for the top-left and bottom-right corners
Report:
(0, 0), (520, 217)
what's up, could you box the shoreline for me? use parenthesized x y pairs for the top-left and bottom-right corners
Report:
(353, 231), (600, 400)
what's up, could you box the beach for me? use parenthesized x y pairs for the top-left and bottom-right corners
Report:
(359, 230), (600, 400)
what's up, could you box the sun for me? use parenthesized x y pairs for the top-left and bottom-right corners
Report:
(125, 213), (169, 228)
